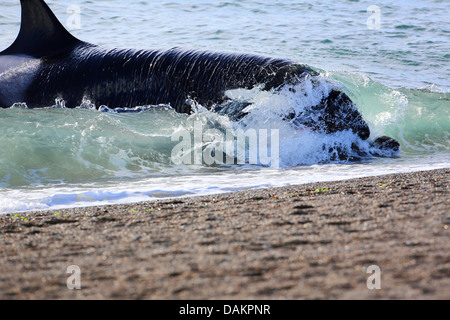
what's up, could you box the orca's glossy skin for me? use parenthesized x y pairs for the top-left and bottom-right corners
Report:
(0, 0), (380, 143)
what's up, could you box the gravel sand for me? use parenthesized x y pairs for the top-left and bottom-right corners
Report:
(0, 168), (448, 299)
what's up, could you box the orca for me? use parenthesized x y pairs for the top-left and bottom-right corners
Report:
(0, 0), (400, 155)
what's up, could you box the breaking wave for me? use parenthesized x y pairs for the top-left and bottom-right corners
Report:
(0, 71), (448, 213)
(0, 71), (448, 189)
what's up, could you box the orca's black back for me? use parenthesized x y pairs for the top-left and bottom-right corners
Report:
(24, 45), (311, 111)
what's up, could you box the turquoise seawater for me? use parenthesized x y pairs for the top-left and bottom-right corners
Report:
(0, 0), (448, 213)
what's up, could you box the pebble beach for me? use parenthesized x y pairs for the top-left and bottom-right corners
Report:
(0, 168), (448, 299)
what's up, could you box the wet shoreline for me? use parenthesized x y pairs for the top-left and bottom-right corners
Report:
(0, 168), (448, 299)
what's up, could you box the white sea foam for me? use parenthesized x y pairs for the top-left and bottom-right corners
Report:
(1, 152), (448, 214)
(0, 71), (448, 214)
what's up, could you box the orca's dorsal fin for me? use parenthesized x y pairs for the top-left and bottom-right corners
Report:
(1, 0), (83, 57)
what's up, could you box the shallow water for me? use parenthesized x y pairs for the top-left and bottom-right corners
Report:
(0, 0), (448, 213)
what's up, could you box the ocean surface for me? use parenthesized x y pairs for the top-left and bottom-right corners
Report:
(0, 0), (448, 213)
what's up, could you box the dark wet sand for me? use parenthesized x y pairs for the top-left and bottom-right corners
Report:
(0, 168), (448, 300)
